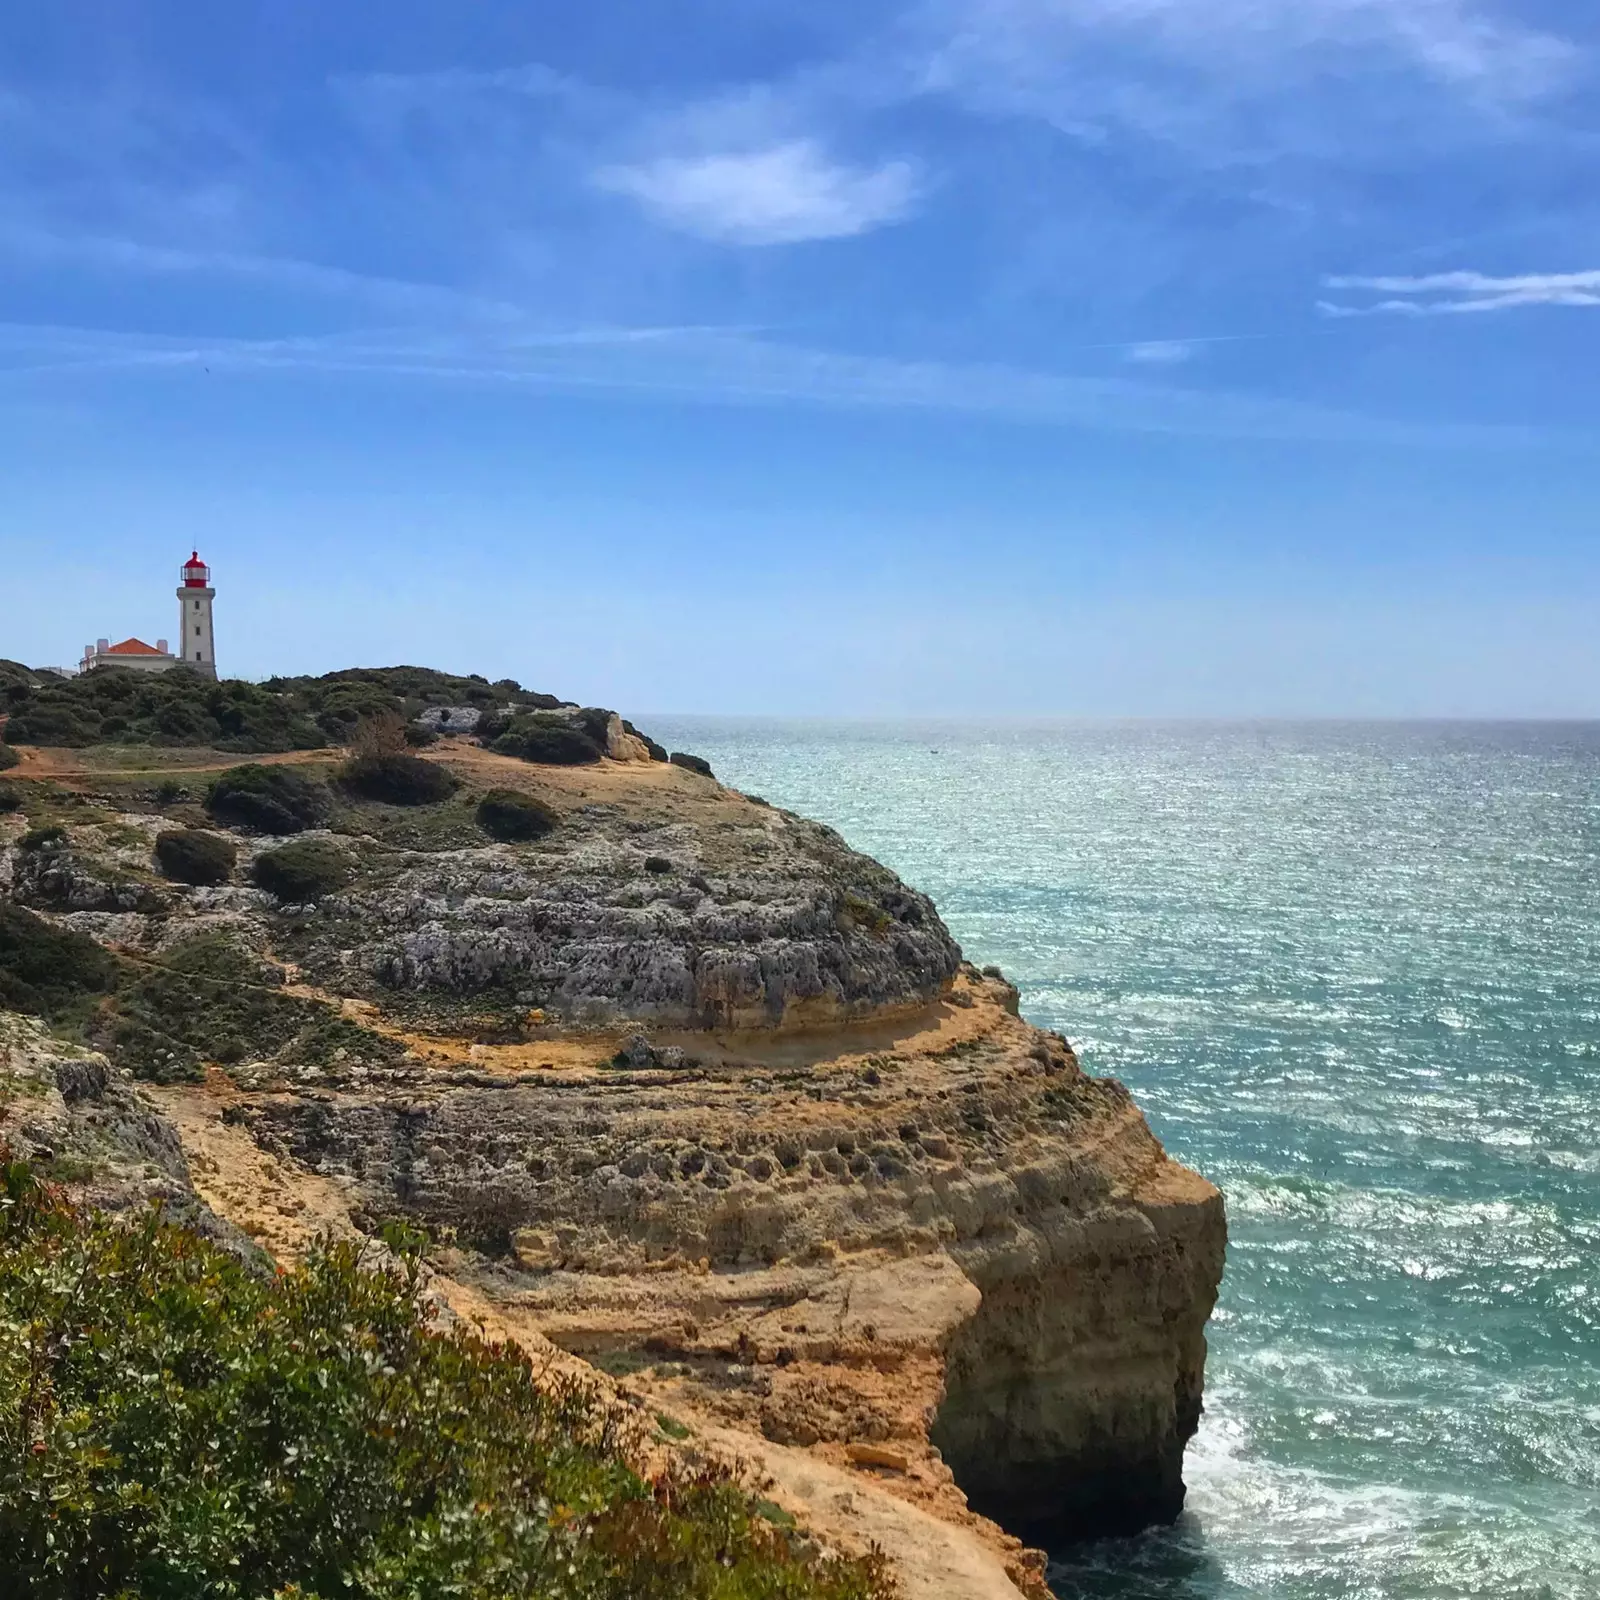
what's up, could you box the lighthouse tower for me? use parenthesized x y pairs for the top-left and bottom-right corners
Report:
(177, 552), (217, 679)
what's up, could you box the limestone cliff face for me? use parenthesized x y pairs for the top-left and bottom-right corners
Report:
(0, 741), (1225, 1592)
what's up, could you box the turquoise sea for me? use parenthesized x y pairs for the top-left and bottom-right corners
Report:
(648, 719), (1600, 1600)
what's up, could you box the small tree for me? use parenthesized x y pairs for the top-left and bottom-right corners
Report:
(349, 709), (410, 760)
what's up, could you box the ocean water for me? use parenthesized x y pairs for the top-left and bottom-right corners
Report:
(647, 719), (1600, 1600)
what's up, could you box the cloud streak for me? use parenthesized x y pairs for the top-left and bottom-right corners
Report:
(0, 319), (1541, 448)
(1321, 268), (1600, 314)
(593, 140), (919, 245)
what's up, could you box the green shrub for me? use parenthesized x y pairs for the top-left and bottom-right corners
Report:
(206, 764), (329, 834)
(0, 742), (17, 772)
(489, 713), (605, 766)
(476, 788), (559, 842)
(0, 781), (20, 813)
(153, 828), (237, 886)
(252, 838), (352, 902)
(16, 824), (65, 853)
(340, 752), (457, 806)
(0, 903), (120, 1019)
(670, 751), (715, 779)
(0, 1161), (891, 1600)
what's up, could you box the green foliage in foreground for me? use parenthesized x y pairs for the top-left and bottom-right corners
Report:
(0, 1161), (891, 1600)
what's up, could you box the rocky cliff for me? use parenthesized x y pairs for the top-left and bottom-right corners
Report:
(0, 729), (1224, 1599)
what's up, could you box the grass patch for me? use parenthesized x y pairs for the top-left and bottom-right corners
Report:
(755, 1498), (798, 1530)
(656, 1413), (694, 1442)
(0, 904), (120, 1022)
(100, 934), (404, 1084)
(0, 1159), (890, 1600)
(587, 1348), (655, 1379)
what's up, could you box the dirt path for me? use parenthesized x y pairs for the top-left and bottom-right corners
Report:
(9, 743), (344, 785)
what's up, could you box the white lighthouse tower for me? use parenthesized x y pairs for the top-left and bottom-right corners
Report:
(177, 551), (217, 678)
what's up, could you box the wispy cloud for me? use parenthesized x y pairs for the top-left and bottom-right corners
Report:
(0, 319), (1538, 448)
(593, 140), (919, 245)
(1320, 268), (1600, 315)
(1126, 339), (1195, 364)
(913, 0), (1581, 164)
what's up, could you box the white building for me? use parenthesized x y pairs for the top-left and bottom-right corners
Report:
(82, 552), (217, 679)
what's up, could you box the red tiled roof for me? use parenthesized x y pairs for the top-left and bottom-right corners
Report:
(104, 638), (168, 657)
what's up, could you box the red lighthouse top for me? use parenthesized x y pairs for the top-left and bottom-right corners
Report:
(181, 551), (211, 588)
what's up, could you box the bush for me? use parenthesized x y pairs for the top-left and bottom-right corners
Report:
(0, 782), (20, 814)
(0, 903), (120, 1018)
(670, 751), (715, 779)
(153, 828), (237, 886)
(206, 764), (329, 834)
(252, 838), (352, 902)
(0, 742), (17, 772)
(476, 788), (559, 842)
(16, 825), (65, 853)
(0, 1163), (890, 1600)
(340, 752), (457, 806)
(489, 713), (604, 766)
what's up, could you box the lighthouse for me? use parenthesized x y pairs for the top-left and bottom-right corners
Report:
(177, 552), (218, 679)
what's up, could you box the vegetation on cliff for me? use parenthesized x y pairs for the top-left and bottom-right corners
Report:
(0, 905), (119, 1021)
(206, 765), (331, 835)
(340, 752), (458, 806)
(481, 708), (609, 765)
(153, 827), (237, 886)
(0, 1157), (891, 1600)
(477, 786), (560, 841)
(252, 838), (355, 904)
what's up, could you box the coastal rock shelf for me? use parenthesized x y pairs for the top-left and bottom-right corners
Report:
(0, 726), (1225, 1598)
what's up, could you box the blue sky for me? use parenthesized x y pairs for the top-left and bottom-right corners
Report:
(2, 0), (1598, 714)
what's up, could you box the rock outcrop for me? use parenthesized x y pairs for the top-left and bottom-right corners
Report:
(0, 734), (1225, 1594)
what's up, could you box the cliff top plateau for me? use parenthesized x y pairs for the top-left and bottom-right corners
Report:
(0, 669), (1225, 1600)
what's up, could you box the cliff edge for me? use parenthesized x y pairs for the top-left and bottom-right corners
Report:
(0, 704), (1224, 1598)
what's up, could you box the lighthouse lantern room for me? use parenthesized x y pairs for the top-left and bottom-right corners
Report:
(177, 551), (218, 678)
